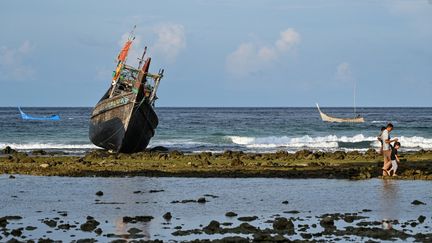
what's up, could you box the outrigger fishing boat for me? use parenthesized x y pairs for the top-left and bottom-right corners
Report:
(89, 27), (164, 153)
(18, 107), (60, 121)
(316, 72), (364, 123)
(316, 103), (364, 123)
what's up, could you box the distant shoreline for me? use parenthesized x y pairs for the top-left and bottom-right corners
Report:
(1, 149), (432, 180)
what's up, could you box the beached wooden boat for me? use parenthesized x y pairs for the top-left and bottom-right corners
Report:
(89, 28), (164, 153)
(316, 103), (364, 123)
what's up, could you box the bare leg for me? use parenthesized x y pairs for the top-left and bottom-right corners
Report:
(382, 150), (391, 176)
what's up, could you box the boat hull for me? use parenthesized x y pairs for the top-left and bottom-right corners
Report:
(316, 103), (365, 123)
(89, 92), (158, 153)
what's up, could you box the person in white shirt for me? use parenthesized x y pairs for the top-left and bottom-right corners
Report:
(381, 123), (398, 176)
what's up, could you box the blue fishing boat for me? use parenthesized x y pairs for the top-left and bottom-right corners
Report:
(18, 107), (60, 121)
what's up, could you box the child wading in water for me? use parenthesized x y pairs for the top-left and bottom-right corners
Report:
(387, 142), (401, 176)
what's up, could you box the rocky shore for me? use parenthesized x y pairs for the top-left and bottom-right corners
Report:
(1, 147), (432, 179)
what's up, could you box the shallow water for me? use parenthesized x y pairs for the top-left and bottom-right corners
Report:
(0, 176), (431, 241)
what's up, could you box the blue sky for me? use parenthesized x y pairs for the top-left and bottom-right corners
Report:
(0, 0), (431, 107)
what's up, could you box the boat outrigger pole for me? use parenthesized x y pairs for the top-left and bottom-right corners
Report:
(137, 46), (147, 70)
(149, 69), (164, 105)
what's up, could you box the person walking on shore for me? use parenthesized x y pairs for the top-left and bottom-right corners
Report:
(381, 123), (398, 176)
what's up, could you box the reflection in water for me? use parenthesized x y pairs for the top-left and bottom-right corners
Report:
(114, 217), (151, 240)
(380, 179), (400, 229)
(106, 179), (155, 240)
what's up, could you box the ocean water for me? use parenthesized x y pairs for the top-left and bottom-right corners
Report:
(0, 107), (431, 154)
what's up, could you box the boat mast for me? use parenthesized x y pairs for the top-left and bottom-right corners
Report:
(109, 26), (136, 97)
(353, 79), (356, 115)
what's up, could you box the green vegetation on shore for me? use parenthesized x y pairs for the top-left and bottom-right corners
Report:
(1, 147), (432, 179)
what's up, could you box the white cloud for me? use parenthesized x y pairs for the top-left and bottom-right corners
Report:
(0, 41), (35, 81)
(226, 28), (301, 76)
(115, 23), (186, 67)
(152, 23), (186, 62)
(335, 62), (353, 83)
(275, 28), (301, 52)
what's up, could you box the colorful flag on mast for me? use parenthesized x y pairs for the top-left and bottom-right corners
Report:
(117, 40), (133, 62)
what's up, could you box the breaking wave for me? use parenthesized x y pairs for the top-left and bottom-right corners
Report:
(227, 134), (432, 151)
(0, 143), (98, 150)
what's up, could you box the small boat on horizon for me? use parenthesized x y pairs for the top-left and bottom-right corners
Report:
(316, 103), (364, 123)
(18, 107), (60, 121)
(89, 26), (164, 153)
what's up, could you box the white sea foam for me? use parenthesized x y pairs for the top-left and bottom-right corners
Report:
(396, 136), (432, 150)
(150, 139), (210, 148)
(227, 134), (432, 150)
(0, 143), (98, 150)
(371, 120), (387, 124)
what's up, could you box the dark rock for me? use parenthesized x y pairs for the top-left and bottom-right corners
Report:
(332, 151), (346, 160)
(149, 146), (169, 152)
(225, 211), (238, 217)
(95, 191), (103, 196)
(25, 226), (37, 231)
(365, 148), (378, 156)
(2, 146), (16, 154)
(418, 215), (426, 223)
(9, 175), (16, 179)
(169, 150), (183, 157)
(230, 157), (244, 166)
(10, 228), (23, 237)
(237, 216), (258, 222)
(300, 233), (313, 239)
(411, 200), (426, 205)
(122, 216), (153, 223)
(203, 220), (220, 233)
(282, 200), (289, 204)
(273, 217), (295, 234)
(197, 197), (207, 203)
(43, 219), (57, 228)
(94, 228), (103, 235)
(37, 238), (55, 243)
(0, 217), (8, 228)
(57, 224), (72, 230)
(284, 210), (300, 214)
(163, 212), (172, 220)
(149, 189), (164, 193)
(76, 239), (97, 243)
(32, 149), (47, 155)
(320, 216), (336, 231)
(127, 227), (142, 235)
(217, 236), (249, 243)
(294, 149), (312, 159)
(80, 219), (100, 232)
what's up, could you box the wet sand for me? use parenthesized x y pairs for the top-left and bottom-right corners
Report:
(1, 147), (432, 179)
